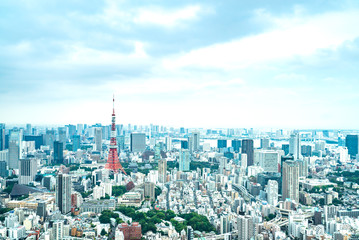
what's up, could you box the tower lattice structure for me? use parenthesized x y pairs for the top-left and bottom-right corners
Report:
(105, 97), (127, 175)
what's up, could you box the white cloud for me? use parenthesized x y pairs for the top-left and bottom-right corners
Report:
(163, 9), (359, 70)
(133, 5), (202, 27)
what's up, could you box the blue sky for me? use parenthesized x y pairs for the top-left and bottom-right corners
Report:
(1, 0), (359, 129)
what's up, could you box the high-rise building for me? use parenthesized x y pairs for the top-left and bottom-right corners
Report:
(54, 141), (63, 164)
(289, 132), (301, 160)
(232, 139), (241, 152)
(189, 131), (200, 153)
(282, 160), (299, 203)
(242, 139), (254, 166)
(180, 140), (188, 150)
(165, 137), (172, 151)
(77, 124), (83, 135)
(258, 150), (282, 173)
(217, 139), (227, 149)
(260, 137), (270, 149)
(52, 220), (64, 240)
(0, 123), (5, 151)
(72, 135), (81, 152)
(158, 158), (167, 183)
(36, 201), (47, 221)
(345, 135), (359, 159)
(238, 215), (254, 240)
(282, 144), (289, 155)
(179, 149), (190, 172)
(117, 135), (125, 151)
(56, 174), (72, 214)
(130, 133), (146, 153)
(24, 135), (43, 150)
(0, 161), (7, 178)
(187, 226), (194, 240)
(94, 127), (102, 152)
(266, 180), (278, 206)
(144, 182), (155, 201)
(8, 130), (22, 169)
(25, 124), (32, 135)
(58, 127), (66, 149)
(44, 129), (55, 149)
(19, 157), (37, 185)
(66, 124), (76, 138)
(220, 212), (230, 234)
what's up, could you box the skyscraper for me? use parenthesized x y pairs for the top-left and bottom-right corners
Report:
(217, 139), (227, 149)
(289, 132), (301, 160)
(25, 124), (32, 135)
(266, 180), (278, 206)
(242, 139), (254, 166)
(165, 137), (172, 151)
(345, 134), (359, 159)
(54, 141), (64, 164)
(0, 123), (5, 151)
(180, 140), (188, 150)
(130, 133), (146, 153)
(231, 139), (241, 152)
(58, 127), (66, 149)
(282, 160), (299, 203)
(238, 215), (254, 240)
(94, 127), (102, 152)
(44, 129), (55, 149)
(105, 97), (126, 175)
(260, 137), (270, 149)
(8, 130), (22, 169)
(56, 174), (72, 214)
(189, 131), (200, 153)
(72, 135), (81, 152)
(158, 158), (167, 183)
(179, 149), (190, 172)
(19, 157), (37, 185)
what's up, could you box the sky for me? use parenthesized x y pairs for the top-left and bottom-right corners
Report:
(1, 0), (359, 129)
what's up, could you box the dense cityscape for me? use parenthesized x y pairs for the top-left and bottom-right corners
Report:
(0, 97), (358, 240)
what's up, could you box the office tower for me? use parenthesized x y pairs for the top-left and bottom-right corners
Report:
(301, 145), (312, 157)
(72, 135), (80, 151)
(53, 141), (63, 164)
(240, 153), (247, 168)
(130, 133), (146, 153)
(66, 124), (76, 138)
(0, 123), (5, 151)
(266, 180), (278, 206)
(53, 221), (64, 240)
(260, 137), (270, 149)
(282, 144), (289, 155)
(242, 139), (254, 166)
(282, 160), (299, 203)
(19, 157), (37, 185)
(58, 127), (66, 149)
(94, 127), (102, 152)
(8, 130), (22, 169)
(37, 202), (47, 221)
(25, 124), (31, 135)
(324, 205), (337, 223)
(297, 158), (308, 177)
(238, 215), (254, 240)
(44, 129), (55, 149)
(289, 132), (301, 160)
(258, 150), (281, 173)
(165, 137), (172, 151)
(179, 149), (190, 172)
(217, 139), (227, 149)
(220, 212), (230, 234)
(345, 135), (359, 159)
(77, 124), (83, 135)
(43, 175), (55, 190)
(180, 140), (188, 150)
(187, 226), (194, 240)
(0, 161), (7, 178)
(24, 135), (43, 149)
(105, 97), (127, 174)
(56, 174), (72, 214)
(232, 139), (241, 152)
(117, 135), (125, 151)
(189, 131), (200, 153)
(144, 182), (155, 201)
(158, 158), (167, 183)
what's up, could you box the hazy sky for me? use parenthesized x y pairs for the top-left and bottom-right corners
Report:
(1, 0), (359, 129)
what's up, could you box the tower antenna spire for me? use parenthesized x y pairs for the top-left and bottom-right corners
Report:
(113, 94), (115, 115)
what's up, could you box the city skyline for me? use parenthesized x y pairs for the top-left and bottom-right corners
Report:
(2, 1), (359, 128)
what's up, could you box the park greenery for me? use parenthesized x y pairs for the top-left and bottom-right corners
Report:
(333, 171), (359, 185)
(110, 206), (216, 234)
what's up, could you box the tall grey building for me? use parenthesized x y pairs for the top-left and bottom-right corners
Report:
(58, 127), (66, 149)
(189, 131), (200, 153)
(242, 139), (254, 166)
(282, 160), (299, 203)
(94, 127), (102, 152)
(266, 180), (278, 206)
(289, 132), (301, 160)
(179, 149), (190, 172)
(44, 129), (55, 149)
(158, 158), (167, 183)
(144, 182), (155, 201)
(260, 137), (270, 149)
(0, 123), (5, 151)
(53, 141), (63, 164)
(8, 141), (20, 169)
(130, 133), (146, 153)
(56, 174), (72, 214)
(19, 157), (37, 185)
(238, 215), (254, 240)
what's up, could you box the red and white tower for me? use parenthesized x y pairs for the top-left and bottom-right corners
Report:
(105, 96), (127, 175)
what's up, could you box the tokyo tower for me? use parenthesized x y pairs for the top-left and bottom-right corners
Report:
(105, 96), (127, 175)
